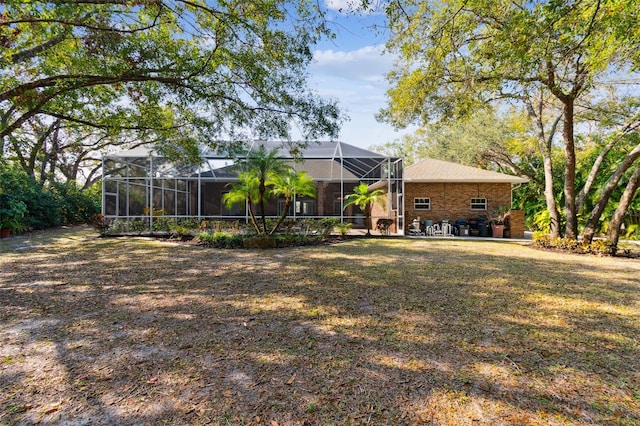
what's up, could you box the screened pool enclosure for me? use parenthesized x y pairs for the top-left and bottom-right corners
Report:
(102, 141), (404, 233)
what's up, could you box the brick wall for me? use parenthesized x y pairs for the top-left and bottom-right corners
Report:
(371, 201), (396, 233)
(405, 182), (524, 238)
(505, 209), (525, 239)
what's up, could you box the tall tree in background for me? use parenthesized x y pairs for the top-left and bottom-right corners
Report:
(1, 0), (343, 167)
(379, 0), (640, 240)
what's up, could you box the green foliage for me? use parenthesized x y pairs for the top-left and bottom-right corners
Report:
(152, 217), (174, 232)
(532, 232), (616, 256)
(623, 223), (639, 240)
(1, 1), (342, 165)
(102, 219), (148, 236)
(268, 169), (317, 234)
(319, 217), (340, 237)
(380, 0), (640, 240)
(51, 181), (101, 225)
(170, 225), (194, 239)
(334, 222), (353, 236)
(296, 218), (336, 237)
(0, 163), (99, 230)
(0, 197), (27, 232)
(196, 232), (245, 249)
(275, 233), (323, 247)
(193, 218), (333, 249)
(343, 183), (385, 235)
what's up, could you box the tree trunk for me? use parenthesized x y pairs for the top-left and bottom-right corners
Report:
(562, 99), (578, 239)
(258, 181), (267, 234)
(542, 150), (562, 238)
(582, 144), (640, 243)
(364, 204), (372, 236)
(608, 164), (640, 249)
(525, 95), (562, 238)
(269, 198), (291, 235)
(576, 136), (616, 212)
(246, 198), (261, 234)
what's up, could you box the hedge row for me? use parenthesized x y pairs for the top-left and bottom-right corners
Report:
(0, 164), (100, 232)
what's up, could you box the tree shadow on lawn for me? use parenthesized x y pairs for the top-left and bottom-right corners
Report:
(1, 232), (639, 425)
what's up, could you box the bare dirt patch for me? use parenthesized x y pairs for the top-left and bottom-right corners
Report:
(1, 226), (639, 425)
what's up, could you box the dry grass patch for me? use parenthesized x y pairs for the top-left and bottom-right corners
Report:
(1, 227), (639, 425)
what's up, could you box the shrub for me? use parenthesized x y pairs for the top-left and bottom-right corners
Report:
(0, 164), (100, 230)
(92, 214), (112, 236)
(275, 234), (323, 247)
(196, 231), (244, 248)
(533, 232), (617, 256)
(195, 231), (215, 245)
(51, 181), (100, 224)
(334, 222), (352, 236)
(583, 239), (616, 256)
(244, 235), (278, 249)
(170, 225), (194, 239)
(319, 217), (340, 237)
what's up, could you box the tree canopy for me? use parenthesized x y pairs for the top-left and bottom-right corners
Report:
(378, 0), (640, 241)
(1, 0), (343, 166)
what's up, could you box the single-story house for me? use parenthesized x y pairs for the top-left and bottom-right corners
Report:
(402, 158), (529, 238)
(102, 141), (529, 238)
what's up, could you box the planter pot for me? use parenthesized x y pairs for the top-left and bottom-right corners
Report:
(491, 224), (504, 238)
(0, 228), (10, 238)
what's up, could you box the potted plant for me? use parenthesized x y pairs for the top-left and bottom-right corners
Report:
(0, 197), (27, 238)
(489, 205), (510, 238)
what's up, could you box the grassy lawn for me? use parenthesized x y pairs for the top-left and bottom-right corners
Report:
(1, 227), (639, 425)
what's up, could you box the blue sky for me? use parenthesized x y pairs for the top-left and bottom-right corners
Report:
(305, 1), (412, 150)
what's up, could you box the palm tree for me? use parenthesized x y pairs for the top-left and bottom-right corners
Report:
(222, 172), (261, 234)
(236, 146), (288, 234)
(268, 169), (316, 235)
(343, 182), (386, 236)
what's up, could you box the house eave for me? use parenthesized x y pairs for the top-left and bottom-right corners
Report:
(405, 178), (529, 184)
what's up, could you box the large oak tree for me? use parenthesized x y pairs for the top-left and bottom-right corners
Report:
(1, 0), (343, 167)
(378, 0), (640, 240)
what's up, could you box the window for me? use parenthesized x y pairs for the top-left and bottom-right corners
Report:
(277, 199), (294, 216)
(333, 193), (342, 215)
(296, 200), (315, 216)
(471, 198), (487, 210)
(414, 198), (430, 210)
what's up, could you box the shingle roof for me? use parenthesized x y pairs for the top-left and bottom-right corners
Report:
(405, 158), (529, 184)
(203, 159), (360, 180)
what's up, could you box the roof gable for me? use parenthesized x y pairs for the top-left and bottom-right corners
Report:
(405, 158), (529, 184)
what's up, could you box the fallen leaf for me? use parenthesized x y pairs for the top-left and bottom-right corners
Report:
(286, 374), (296, 385)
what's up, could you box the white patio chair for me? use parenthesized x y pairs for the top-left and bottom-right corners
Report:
(424, 220), (434, 236)
(408, 220), (424, 236)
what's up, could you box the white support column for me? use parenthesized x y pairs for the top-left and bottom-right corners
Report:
(340, 156), (344, 223)
(149, 155), (153, 231)
(101, 158), (105, 215)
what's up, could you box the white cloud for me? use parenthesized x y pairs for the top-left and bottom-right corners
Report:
(324, 0), (382, 15)
(307, 45), (413, 148)
(311, 45), (392, 84)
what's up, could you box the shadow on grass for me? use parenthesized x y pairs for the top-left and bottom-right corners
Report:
(1, 229), (639, 424)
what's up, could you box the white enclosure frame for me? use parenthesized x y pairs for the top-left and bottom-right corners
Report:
(102, 141), (404, 233)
